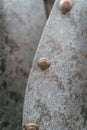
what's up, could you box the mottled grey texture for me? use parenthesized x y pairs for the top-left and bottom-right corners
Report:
(23, 0), (87, 130)
(0, 0), (46, 130)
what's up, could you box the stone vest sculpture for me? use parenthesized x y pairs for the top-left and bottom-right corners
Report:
(23, 0), (87, 130)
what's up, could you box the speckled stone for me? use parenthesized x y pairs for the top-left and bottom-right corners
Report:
(23, 0), (87, 130)
(0, 0), (46, 130)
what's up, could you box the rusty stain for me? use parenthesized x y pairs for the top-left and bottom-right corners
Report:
(34, 99), (52, 124)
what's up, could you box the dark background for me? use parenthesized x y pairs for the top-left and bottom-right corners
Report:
(0, 1), (55, 130)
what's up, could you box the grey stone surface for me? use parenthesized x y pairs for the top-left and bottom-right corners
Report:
(23, 0), (87, 130)
(0, 0), (46, 130)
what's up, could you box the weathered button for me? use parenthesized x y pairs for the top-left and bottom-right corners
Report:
(37, 58), (51, 70)
(59, 0), (73, 14)
(24, 123), (39, 130)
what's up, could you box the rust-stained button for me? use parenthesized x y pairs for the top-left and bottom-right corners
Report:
(24, 123), (39, 130)
(37, 58), (51, 70)
(59, 0), (73, 14)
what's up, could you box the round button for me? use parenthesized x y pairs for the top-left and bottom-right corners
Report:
(24, 123), (39, 130)
(59, 0), (73, 14)
(37, 58), (51, 70)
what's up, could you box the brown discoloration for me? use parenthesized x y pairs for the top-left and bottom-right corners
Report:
(71, 55), (78, 61)
(72, 71), (83, 80)
(67, 79), (72, 85)
(53, 74), (65, 92)
(8, 39), (19, 54)
(34, 99), (51, 125)
(81, 105), (87, 126)
(80, 81), (87, 126)
(50, 42), (63, 55)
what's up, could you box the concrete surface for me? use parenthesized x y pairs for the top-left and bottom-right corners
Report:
(23, 0), (87, 130)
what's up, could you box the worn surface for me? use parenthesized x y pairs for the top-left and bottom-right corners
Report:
(23, 0), (87, 130)
(0, 0), (46, 130)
